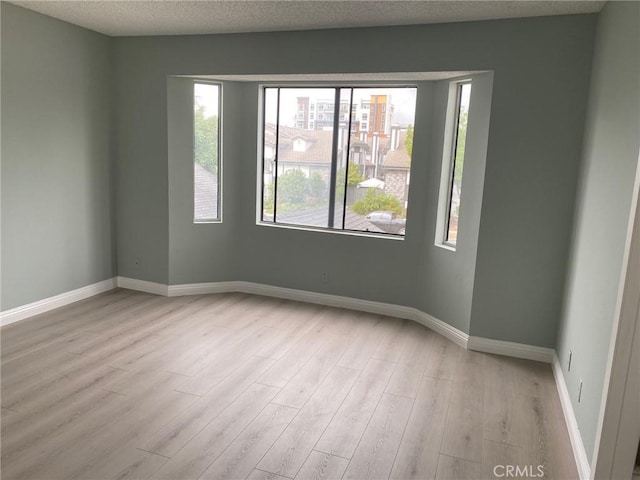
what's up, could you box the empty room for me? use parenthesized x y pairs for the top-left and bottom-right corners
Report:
(1, 1), (639, 479)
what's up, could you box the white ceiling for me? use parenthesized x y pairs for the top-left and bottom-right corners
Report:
(196, 71), (485, 82)
(8, 0), (606, 37)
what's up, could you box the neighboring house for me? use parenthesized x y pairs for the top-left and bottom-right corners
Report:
(271, 126), (334, 181)
(263, 122), (412, 211)
(381, 128), (411, 208)
(264, 124), (373, 180)
(194, 163), (218, 219)
(348, 136), (373, 178)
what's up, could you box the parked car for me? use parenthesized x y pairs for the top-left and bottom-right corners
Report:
(365, 210), (406, 234)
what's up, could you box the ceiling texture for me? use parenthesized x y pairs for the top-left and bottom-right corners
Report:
(8, 0), (606, 37)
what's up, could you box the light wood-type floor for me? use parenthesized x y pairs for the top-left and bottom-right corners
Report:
(1, 289), (578, 480)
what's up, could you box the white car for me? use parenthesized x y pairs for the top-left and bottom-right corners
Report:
(365, 211), (406, 234)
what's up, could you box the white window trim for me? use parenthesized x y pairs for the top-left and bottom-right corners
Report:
(435, 79), (471, 250)
(193, 80), (223, 224)
(256, 82), (417, 239)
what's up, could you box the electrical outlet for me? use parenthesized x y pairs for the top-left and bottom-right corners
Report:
(578, 379), (583, 403)
(320, 272), (329, 284)
(568, 350), (572, 371)
(134, 257), (141, 269)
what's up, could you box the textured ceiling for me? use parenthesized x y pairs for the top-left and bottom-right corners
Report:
(8, 0), (606, 37)
(195, 72), (486, 81)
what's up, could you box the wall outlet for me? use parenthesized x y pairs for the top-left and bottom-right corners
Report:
(568, 350), (573, 371)
(320, 272), (329, 284)
(578, 379), (583, 403)
(134, 257), (141, 269)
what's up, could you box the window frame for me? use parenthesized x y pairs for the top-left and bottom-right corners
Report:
(257, 82), (417, 239)
(436, 79), (472, 250)
(193, 80), (223, 224)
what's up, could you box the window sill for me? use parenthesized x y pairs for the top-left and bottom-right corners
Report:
(194, 219), (222, 224)
(257, 221), (405, 241)
(435, 242), (456, 252)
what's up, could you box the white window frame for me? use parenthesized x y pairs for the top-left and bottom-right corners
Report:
(436, 79), (471, 249)
(256, 82), (417, 240)
(193, 80), (223, 223)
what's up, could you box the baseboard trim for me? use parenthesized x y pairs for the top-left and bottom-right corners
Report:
(0, 278), (117, 327)
(552, 353), (591, 480)
(167, 281), (240, 297)
(468, 336), (554, 363)
(116, 276), (168, 296)
(165, 279), (470, 348)
(413, 310), (469, 348)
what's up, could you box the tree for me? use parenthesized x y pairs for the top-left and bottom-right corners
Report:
(453, 109), (468, 196)
(336, 164), (365, 200)
(404, 124), (414, 158)
(263, 183), (275, 215)
(278, 169), (309, 204)
(308, 172), (327, 198)
(194, 105), (218, 175)
(351, 189), (403, 216)
(346, 164), (365, 186)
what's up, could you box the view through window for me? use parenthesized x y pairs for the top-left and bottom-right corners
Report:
(261, 86), (417, 236)
(445, 82), (471, 245)
(194, 82), (221, 222)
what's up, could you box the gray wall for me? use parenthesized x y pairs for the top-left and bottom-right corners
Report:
(468, 28), (595, 347)
(419, 74), (493, 333)
(231, 80), (432, 307)
(167, 77), (246, 284)
(1, 3), (114, 310)
(114, 14), (595, 346)
(0, 3), (598, 355)
(556, 0), (640, 461)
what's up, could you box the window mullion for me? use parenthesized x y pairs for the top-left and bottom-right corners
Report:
(342, 88), (355, 230)
(327, 88), (341, 229)
(273, 88), (281, 223)
(444, 85), (462, 242)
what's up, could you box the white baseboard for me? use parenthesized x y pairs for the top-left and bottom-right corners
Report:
(0, 278), (117, 327)
(552, 353), (591, 480)
(468, 336), (554, 363)
(164, 280), (471, 348)
(167, 281), (240, 297)
(413, 310), (469, 348)
(116, 276), (168, 296)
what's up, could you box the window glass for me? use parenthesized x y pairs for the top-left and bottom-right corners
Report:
(445, 83), (471, 245)
(261, 85), (417, 237)
(194, 83), (221, 222)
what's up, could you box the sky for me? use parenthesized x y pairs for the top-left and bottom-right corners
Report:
(194, 83), (219, 118)
(193, 83), (425, 127)
(194, 83), (464, 131)
(264, 86), (418, 127)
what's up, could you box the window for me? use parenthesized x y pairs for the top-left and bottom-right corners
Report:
(194, 82), (221, 222)
(440, 81), (471, 247)
(260, 86), (417, 237)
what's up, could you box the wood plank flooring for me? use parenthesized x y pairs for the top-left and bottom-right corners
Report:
(0, 288), (578, 480)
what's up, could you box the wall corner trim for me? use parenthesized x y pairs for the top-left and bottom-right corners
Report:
(0, 278), (117, 327)
(552, 353), (591, 480)
(468, 336), (554, 363)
